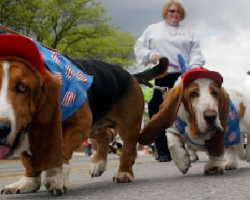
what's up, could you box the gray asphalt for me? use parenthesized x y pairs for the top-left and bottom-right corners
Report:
(0, 152), (250, 200)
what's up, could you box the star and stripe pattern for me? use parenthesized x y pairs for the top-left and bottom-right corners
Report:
(224, 105), (240, 145)
(174, 100), (240, 146)
(75, 71), (88, 82)
(65, 64), (73, 79)
(54, 72), (63, 84)
(229, 132), (237, 143)
(52, 51), (61, 65)
(174, 116), (204, 146)
(61, 91), (77, 107)
(34, 41), (93, 121)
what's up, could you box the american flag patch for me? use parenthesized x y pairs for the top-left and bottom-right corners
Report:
(61, 92), (76, 107)
(51, 51), (61, 65)
(174, 118), (180, 127)
(75, 71), (87, 82)
(54, 72), (63, 84)
(230, 110), (236, 121)
(66, 65), (73, 79)
(33, 40), (93, 122)
(229, 132), (236, 143)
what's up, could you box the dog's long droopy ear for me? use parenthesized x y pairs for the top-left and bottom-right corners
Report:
(29, 69), (63, 171)
(138, 82), (183, 145)
(205, 87), (230, 157)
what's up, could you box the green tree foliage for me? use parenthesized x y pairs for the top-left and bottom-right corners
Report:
(0, 0), (135, 67)
(66, 30), (136, 68)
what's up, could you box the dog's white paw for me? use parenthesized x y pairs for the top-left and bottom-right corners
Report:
(190, 154), (199, 162)
(224, 160), (237, 170)
(185, 144), (198, 163)
(1, 176), (41, 194)
(43, 164), (69, 196)
(171, 146), (191, 174)
(113, 172), (133, 183)
(175, 153), (191, 174)
(204, 163), (225, 175)
(90, 160), (107, 177)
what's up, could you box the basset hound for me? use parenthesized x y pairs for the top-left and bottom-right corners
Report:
(139, 67), (248, 175)
(0, 35), (169, 195)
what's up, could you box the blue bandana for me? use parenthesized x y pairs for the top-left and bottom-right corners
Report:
(174, 100), (240, 146)
(34, 41), (93, 122)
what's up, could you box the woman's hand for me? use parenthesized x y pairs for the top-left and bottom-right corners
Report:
(150, 54), (160, 64)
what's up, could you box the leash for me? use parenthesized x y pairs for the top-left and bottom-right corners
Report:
(138, 78), (169, 94)
(139, 54), (187, 94)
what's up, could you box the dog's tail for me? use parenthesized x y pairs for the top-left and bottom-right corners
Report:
(133, 58), (169, 84)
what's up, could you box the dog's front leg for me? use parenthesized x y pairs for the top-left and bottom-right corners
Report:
(1, 177), (41, 195)
(185, 143), (199, 162)
(89, 128), (110, 177)
(167, 131), (191, 174)
(204, 154), (225, 175)
(245, 134), (250, 161)
(43, 164), (69, 196)
(223, 145), (238, 170)
(1, 152), (42, 194)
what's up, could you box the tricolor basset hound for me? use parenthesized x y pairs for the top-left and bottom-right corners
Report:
(0, 35), (169, 195)
(139, 67), (248, 175)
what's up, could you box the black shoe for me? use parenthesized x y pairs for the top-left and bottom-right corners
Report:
(157, 155), (171, 162)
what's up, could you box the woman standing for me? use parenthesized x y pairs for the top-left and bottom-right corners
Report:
(134, 0), (205, 162)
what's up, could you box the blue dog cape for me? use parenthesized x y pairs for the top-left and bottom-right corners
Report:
(174, 100), (240, 146)
(34, 41), (93, 121)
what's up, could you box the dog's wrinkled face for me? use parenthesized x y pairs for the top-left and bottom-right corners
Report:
(0, 60), (42, 159)
(183, 78), (223, 140)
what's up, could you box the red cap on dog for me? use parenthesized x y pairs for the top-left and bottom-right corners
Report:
(0, 34), (43, 76)
(182, 67), (223, 88)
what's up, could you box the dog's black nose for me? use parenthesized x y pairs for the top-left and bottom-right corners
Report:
(204, 110), (217, 125)
(0, 122), (11, 139)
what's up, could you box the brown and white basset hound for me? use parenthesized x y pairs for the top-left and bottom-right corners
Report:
(0, 34), (169, 195)
(139, 67), (249, 175)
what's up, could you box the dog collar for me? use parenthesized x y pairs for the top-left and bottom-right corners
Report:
(174, 100), (240, 146)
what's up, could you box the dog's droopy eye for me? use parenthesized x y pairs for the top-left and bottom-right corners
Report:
(190, 91), (198, 98)
(212, 89), (219, 96)
(15, 83), (30, 94)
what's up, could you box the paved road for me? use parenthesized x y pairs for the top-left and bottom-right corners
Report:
(0, 152), (250, 200)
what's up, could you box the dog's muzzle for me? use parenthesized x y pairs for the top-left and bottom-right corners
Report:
(0, 121), (11, 160)
(0, 121), (11, 139)
(203, 110), (223, 134)
(204, 110), (217, 126)
(0, 122), (26, 160)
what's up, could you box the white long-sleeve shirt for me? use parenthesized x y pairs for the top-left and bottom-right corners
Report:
(134, 21), (205, 73)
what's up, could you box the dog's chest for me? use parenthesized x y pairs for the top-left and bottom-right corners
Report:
(174, 100), (241, 147)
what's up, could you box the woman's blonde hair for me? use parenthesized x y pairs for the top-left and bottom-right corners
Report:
(162, 1), (186, 21)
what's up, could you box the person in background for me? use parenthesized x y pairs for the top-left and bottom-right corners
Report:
(83, 139), (92, 157)
(134, 0), (205, 162)
(89, 139), (97, 157)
